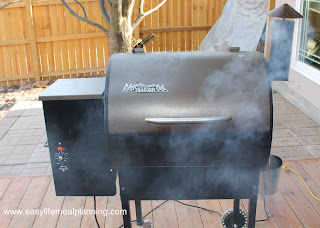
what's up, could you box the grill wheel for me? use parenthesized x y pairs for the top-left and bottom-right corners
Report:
(221, 208), (248, 228)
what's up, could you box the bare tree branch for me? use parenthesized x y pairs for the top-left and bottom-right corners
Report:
(0, 0), (21, 11)
(61, 0), (109, 35)
(132, 0), (167, 30)
(138, 0), (144, 15)
(74, 0), (87, 18)
(98, 0), (110, 26)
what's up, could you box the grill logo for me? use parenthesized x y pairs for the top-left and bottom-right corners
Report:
(122, 83), (168, 93)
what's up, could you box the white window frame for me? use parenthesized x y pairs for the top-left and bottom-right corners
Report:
(290, 0), (320, 85)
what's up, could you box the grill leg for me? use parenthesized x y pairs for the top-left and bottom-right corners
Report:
(135, 200), (143, 226)
(248, 197), (258, 228)
(233, 198), (240, 226)
(120, 187), (131, 228)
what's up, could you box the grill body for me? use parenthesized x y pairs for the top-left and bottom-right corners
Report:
(40, 51), (273, 228)
(105, 52), (272, 228)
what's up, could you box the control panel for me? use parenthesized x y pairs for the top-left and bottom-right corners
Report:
(55, 142), (69, 172)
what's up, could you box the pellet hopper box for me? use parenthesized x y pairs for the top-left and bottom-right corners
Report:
(39, 78), (116, 196)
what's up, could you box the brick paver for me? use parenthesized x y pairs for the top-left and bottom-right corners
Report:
(271, 93), (320, 159)
(0, 93), (319, 177)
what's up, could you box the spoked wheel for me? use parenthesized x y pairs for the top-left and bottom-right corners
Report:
(221, 208), (248, 228)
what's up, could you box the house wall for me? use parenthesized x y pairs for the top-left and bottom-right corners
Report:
(275, 0), (296, 8)
(274, 0), (320, 113)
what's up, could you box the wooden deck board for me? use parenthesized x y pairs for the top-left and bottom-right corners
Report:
(0, 177), (32, 228)
(80, 196), (108, 228)
(175, 200), (204, 228)
(104, 194), (123, 228)
(197, 200), (223, 228)
(8, 176), (51, 228)
(32, 178), (65, 228)
(152, 201), (179, 228)
(0, 178), (12, 199)
(0, 159), (320, 228)
(278, 168), (320, 228)
(285, 161), (320, 214)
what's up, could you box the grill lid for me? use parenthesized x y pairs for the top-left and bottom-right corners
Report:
(105, 51), (271, 134)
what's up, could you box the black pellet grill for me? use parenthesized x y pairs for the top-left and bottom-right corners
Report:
(40, 51), (272, 228)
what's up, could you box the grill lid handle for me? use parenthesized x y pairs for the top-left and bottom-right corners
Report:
(145, 116), (232, 124)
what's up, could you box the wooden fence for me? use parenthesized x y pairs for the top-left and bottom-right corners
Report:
(0, 0), (275, 87)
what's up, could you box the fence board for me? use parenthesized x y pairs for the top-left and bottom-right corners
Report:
(43, 5), (55, 75)
(19, 7), (29, 76)
(179, 0), (186, 51)
(0, 47), (6, 87)
(0, 0), (275, 86)
(199, 0), (207, 45)
(186, 0), (192, 51)
(88, 2), (97, 69)
(151, 0), (159, 52)
(49, 4), (61, 73)
(172, 0), (179, 52)
(192, 0), (200, 50)
(165, 0), (173, 52)
(158, 0), (166, 51)
(73, 3), (84, 75)
(0, 8), (10, 80)
(65, 1), (77, 76)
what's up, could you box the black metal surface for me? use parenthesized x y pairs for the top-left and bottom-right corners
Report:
(233, 199), (240, 226)
(107, 132), (271, 167)
(120, 187), (132, 228)
(135, 200), (143, 226)
(266, 3), (303, 19)
(118, 167), (260, 200)
(249, 197), (258, 227)
(42, 99), (116, 196)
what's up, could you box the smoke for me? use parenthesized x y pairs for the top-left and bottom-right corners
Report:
(266, 18), (296, 81)
(164, 52), (271, 168)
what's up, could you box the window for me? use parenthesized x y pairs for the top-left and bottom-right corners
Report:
(299, 0), (320, 71)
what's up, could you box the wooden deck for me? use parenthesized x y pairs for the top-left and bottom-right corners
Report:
(1, 159), (320, 228)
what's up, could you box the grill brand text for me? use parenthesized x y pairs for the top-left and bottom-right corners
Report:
(122, 83), (168, 93)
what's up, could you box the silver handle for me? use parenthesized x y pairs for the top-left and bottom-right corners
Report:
(145, 116), (232, 124)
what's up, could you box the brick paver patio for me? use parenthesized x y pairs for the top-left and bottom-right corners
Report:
(0, 92), (319, 176)
(0, 102), (50, 176)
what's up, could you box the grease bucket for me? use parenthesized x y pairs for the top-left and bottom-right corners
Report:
(259, 155), (283, 196)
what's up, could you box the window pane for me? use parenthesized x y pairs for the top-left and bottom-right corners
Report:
(299, 0), (320, 71)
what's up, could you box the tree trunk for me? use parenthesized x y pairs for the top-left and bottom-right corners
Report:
(109, 30), (132, 54)
(108, 6), (132, 55)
